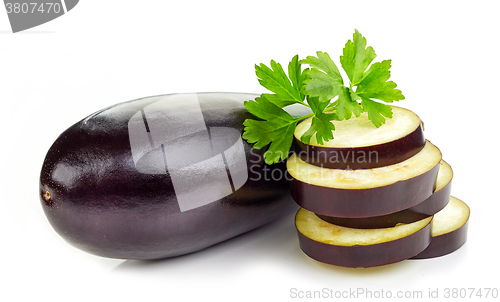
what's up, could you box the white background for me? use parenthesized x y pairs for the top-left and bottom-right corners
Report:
(1, 1), (499, 301)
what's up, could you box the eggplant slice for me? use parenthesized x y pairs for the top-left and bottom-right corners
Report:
(288, 140), (442, 217)
(316, 160), (453, 228)
(412, 196), (470, 259)
(295, 207), (433, 268)
(294, 106), (425, 169)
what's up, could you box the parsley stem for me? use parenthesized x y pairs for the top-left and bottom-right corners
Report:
(299, 113), (314, 119)
(298, 100), (310, 108)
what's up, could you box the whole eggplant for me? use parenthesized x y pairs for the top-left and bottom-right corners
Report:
(39, 92), (300, 260)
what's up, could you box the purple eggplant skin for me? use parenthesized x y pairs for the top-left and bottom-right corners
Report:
(410, 222), (468, 259)
(296, 221), (432, 268)
(294, 124), (425, 170)
(295, 208), (433, 268)
(290, 162), (440, 218)
(314, 170), (452, 229)
(39, 92), (300, 260)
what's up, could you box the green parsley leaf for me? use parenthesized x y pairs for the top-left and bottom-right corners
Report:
(355, 60), (405, 103)
(333, 86), (363, 120)
(301, 52), (362, 121)
(354, 59), (405, 126)
(242, 30), (405, 164)
(359, 98), (393, 128)
(300, 96), (338, 145)
(301, 51), (344, 102)
(242, 96), (302, 164)
(288, 55), (306, 101)
(349, 87), (361, 102)
(340, 29), (376, 86)
(255, 57), (306, 107)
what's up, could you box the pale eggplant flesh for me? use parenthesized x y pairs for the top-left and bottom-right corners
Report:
(295, 207), (433, 268)
(411, 196), (470, 259)
(316, 160), (453, 228)
(39, 92), (301, 260)
(288, 141), (442, 218)
(293, 106), (425, 169)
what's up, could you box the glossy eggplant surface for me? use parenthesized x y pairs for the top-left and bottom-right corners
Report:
(39, 92), (299, 260)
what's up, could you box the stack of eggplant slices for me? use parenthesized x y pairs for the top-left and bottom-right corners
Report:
(288, 106), (470, 268)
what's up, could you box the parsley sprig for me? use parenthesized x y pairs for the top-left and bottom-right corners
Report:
(242, 30), (405, 164)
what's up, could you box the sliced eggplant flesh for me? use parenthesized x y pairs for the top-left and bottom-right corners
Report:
(294, 106), (422, 148)
(295, 207), (433, 268)
(288, 140), (442, 217)
(294, 106), (425, 169)
(410, 160), (453, 215)
(316, 160), (453, 228)
(412, 196), (470, 259)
